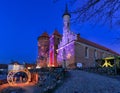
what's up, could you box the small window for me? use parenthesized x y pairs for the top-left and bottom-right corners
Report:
(85, 47), (89, 58)
(94, 49), (97, 58)
(108, 54), (111, 57)
(56, 45), (58, 48)
(57, 38), (60, 42)
(68, 38), (69, 43)
(102, 52), (105, 58)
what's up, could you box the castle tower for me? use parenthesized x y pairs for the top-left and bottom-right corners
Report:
(63, 4), (71, 30)
(49, 30), (61, 67)
(62, 4), (71, 45)
(57, 4), (77, 68)
(37, 32), (49, 68)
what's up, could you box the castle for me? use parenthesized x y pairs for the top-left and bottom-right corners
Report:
(37, 6), (119, 68)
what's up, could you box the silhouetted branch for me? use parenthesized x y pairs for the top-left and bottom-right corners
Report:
(54, 0), (120, 27)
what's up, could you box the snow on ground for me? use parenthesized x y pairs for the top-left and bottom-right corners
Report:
(1, 70), (120, 93)
(54, 70), (120, 93)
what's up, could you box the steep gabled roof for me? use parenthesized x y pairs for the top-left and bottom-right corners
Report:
(62, 4), (71, 17)
(38, 32), (49, 40)
(53, 30), (61, 37)
(41, 32), (49, 37)
(77, 37), (120, 55)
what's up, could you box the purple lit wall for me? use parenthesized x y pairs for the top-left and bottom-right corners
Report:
(57, 42), (75, 68)
(57, 9), (77, 68)
(49, 31), (61, 67)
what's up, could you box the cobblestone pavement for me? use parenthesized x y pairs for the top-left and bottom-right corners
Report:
(54, 70), (120, 93)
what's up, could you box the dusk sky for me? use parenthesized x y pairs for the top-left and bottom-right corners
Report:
(0, 0), (120, 64)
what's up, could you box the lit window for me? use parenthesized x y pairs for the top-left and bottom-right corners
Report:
(67, 53), (71, 59)
(36, 65), (41, 69)
(27, 67), (31, 69)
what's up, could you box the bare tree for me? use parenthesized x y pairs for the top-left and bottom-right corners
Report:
(53, 0), (120, 28)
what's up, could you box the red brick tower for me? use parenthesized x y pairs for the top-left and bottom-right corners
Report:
(37, 32), (49, 68)
(49, 30), (61, 67)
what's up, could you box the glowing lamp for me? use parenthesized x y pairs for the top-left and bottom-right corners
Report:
(36, 65), (41, 69)
(27, 67), (31, 69)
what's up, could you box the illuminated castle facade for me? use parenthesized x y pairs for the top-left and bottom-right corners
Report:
(37, 30), (61, 67)
(37, 6), (119, 68)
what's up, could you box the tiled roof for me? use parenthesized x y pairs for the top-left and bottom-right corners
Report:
(53, 30), (61, 37)
(38, 32), (49, 40)
(41, 32), (49, 37)
(77, 37), (120, 55)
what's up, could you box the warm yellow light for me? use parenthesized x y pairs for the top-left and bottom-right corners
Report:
(102, 60), (113, 67)
(27, 67), (31, 69)
(7, 69), (31, 86)
(67, 53), (71, 59)
(56, 50), (58, 53)
(13, 64), (19, 70)
(48, 64), (55, 67)
(52, 64), (55, 67)
(36, 65), (41, 69)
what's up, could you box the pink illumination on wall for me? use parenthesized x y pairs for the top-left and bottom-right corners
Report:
(49, 51), (53, 66)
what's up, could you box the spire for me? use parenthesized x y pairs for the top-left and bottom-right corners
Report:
(53, 29), (61, 36)
(62, 4), (71, 17)
(65, 3), (68, 13)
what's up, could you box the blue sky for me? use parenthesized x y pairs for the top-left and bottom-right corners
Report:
(0, 0), (120, 64)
